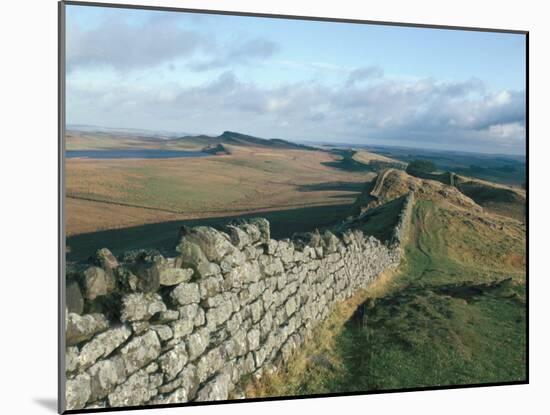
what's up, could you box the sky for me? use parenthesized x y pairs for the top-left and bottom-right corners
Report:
(65, 4), (527, 155)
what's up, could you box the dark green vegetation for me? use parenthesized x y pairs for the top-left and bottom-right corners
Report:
(67, 203), (353, 263)
(405, 159), (437, 175)
(405, 159), (456, 185)
(344, 196), (407, 242)
(361, 145), (526, 186)
(335, 278), (525, 390)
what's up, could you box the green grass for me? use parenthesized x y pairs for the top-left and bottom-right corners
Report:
(330, 281), (526, 391)
(245, 199), (526, 397)
(455, 181), (525, 221)
(347, 195), (406, 243)
(340, 201), (526, 389)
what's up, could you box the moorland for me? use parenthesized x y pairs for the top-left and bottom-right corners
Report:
(65, 128), (526, 391)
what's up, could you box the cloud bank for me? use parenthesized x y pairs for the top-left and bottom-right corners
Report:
(67, 15), (278, 72)
(66, 11), (526, 154)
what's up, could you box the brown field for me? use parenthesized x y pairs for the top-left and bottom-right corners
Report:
(66, 144), (375, 235)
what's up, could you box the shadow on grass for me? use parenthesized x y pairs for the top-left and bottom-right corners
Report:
(67, 203), (354, 264)
(296, 181), (365, 193)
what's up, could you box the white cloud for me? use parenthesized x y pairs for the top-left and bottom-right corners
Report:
(487, 122), (526, 140)
(67, 16), (278, 73)
(67, 70), (526, 153)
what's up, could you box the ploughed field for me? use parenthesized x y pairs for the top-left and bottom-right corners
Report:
(66, 144), (374, 236)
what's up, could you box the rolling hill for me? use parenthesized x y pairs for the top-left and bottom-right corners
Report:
(66, 129), (316, 152)
(243, 168), (526, 397)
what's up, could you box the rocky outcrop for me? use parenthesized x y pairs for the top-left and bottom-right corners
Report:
(63, 196), (414, 410)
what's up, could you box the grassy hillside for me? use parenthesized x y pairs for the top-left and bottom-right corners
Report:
(454, 177), (526, 222)
(243, 181), (526, 397)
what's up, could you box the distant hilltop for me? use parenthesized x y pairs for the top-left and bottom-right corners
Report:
(176, 130), (317, 151)
(66, 127), (318, 152)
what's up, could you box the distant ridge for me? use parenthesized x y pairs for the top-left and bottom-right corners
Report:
(176, 130), (317, 151)
(66, 127), (318, 152)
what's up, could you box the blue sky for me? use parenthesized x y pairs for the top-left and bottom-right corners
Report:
(66, 4), (526, 154)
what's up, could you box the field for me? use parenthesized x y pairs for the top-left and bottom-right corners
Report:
(66, 143), (374, 236)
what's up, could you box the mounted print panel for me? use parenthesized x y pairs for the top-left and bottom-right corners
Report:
(59, 1), (527, 413)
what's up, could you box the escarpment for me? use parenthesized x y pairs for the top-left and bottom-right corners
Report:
(63, 183), (415, 410)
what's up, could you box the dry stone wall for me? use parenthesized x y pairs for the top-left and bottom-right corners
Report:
(64, 193), (414, 410)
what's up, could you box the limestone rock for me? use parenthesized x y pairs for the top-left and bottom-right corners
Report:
(178, 364), (199, 400)
(323, 230), (340, 253)
(220, 249), (246, 273)
(225, 261), (261, 287)
(88, 356), (126, 401)
(115, 267), (140, 293)
(120, 293), (166, 323)
(153, 387), (188, 404)
(198, 275), (223, 299)
(250, 299), (263, 323)
(176, 239), (220, 278)
(159, 343), (188, 381)
(155, 310), (179, 323)
(132, 259), (161, 293)
(66, 346), (79, 373)
(66, 313), (109, 346)
(66, 373), (91, 410)
(186, 328), (210, 361)
(247, 328), (261, 351)
(95, 248), (119, 275)
(159, 268), (194, 286)
(171, 282), (200, 306)
(83, 266), (116, 301)
(195, 373), (230, 402)
(205, 301), (233, 330)
(178, 226), (235, 262)
(108, 369), (154, 408)
(78, 325), (132, 370)
(226, 225), (251, 249)
(196, 347), (225, 383)
(151, 324), (173, 342)
(119, 330), (161, 375)
(247, 218), (270, 243)
(259, 255), (284, 277)
(171, 317), (194, 339)
(157, 377), (183, 395)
